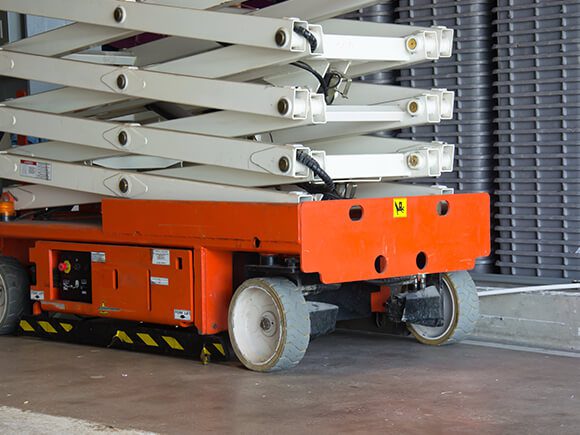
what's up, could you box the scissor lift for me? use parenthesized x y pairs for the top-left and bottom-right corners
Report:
(0, 0), (489, 371)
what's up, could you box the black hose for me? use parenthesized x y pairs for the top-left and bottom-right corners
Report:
(296, 151), (336, 194)
(294, 26), (318, 52)
(290, 61), (328, 97)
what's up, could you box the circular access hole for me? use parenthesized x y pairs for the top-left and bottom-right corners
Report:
(416, 252), (427, 270)
(437, 200), (449, 216)
(349, 205), (364, 221)
(374, 255), (387, 274)
(253, 237), (261, 249)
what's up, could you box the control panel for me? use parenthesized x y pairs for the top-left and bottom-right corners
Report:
(53, 251), (92, 303)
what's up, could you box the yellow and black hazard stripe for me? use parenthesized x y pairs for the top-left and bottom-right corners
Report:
(110, 328), (229, 362)
(18, 315), (229, 363)
(19, 318), (75, 336)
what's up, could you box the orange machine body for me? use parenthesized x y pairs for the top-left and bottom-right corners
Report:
(0, 193), (490, 335)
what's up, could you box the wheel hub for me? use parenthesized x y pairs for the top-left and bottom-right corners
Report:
(260, 312), (277, 337)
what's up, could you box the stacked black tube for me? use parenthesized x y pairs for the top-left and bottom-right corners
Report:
(493, 0), (580, 279)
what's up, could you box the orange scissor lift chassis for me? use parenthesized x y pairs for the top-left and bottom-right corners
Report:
(0, 193), (489, 336)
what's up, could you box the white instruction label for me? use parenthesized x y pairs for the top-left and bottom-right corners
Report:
(30, 290), (45, 301)
(91, 252), (106, 263)
(174, 309), (192, 321)
(151, 276), (169, 286)
(20, 160), (52, 181)
(152, 249), (170, 266)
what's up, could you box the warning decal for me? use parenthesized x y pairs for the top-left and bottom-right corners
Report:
(393, 198), (408, 218)
(151, 276), (169, 286)
(152, 249), (171, 266)
(20, 160), (52, 181)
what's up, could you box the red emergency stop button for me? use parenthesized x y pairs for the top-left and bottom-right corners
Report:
(58, 260), (72, 274)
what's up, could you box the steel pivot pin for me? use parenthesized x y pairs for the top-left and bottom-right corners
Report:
(118, 130), (129, 146)
(407, 100), (420, 115)
(277, 98), (291, 116)
(407, 154), (421, 169)
(116, 74), (128, 90)
(278, 157), (291, 173)
(113, 7), (125, 23)
(118, 178), (129, 193)
(275, 29), (288, 47)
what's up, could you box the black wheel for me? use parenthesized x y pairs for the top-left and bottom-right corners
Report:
(0, 256), (30, 335)
(228, 277), (310, 372)
(407, 271), (480, 345)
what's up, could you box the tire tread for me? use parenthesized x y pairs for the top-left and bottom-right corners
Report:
(0, 256), (30, 336)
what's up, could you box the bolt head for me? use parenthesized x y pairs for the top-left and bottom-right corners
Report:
(113, 7), (125, 23)
(277, 98), (291, 116)
(407, 154), (421, 168)
(116, 74), (127, 90)
(407, 100), (420, 114)
(118, 178), (129, 193)
(278, 156), (291, 173)
(407, 37), (418, 51)
(260, 317), (272, 331)
(275, 29), (288, 47)
(118, 130), (128, 146)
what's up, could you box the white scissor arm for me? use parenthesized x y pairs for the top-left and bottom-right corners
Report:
(0, 0), (457, 208)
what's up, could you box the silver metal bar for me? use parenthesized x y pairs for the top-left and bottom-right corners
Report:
(8, 141), (124, 163)
(4, 0), (236, 58)
(148, 165), (303, 188)
(355, 183), (454, 199)
(4, 88), (129, 114)
(152, 94), (432, 139)
(4, 23), (136, 57)
(6, 184), (104, 210)
(321, 19), (453, 57)
(254, 0), (382, 22)
(0, 106), (308, 177)
(0, 154), (311, 205)
(311, 136), (455, 174)
(138, 0), (239, 9)
(269, 94), (442, 143)
(0, 0), (308, 51)
(0, 50), (311, 120)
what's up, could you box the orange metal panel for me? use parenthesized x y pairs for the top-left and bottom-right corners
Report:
(1, 194), (490, 334)
(194, 248), (233, 335)
(299, 193), (490, 283)
(30, 242), (194, 327)
(102, 199), (302, 252)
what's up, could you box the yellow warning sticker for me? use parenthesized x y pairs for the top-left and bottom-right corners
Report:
(393, 198), (408, 218)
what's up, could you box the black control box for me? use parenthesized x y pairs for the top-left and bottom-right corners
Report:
(53, 251), (92, 303)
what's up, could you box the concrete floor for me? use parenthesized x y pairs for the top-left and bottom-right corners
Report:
(0, 332), (578, 435)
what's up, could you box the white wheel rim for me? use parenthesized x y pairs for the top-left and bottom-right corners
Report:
(409, 276), (456, 341)
(0, 275), (7, 324)
(230, 284), (283, 367)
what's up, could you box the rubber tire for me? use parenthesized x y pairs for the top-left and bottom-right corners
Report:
(0, 256), (30, 335)
(228, 277), (310, 372)
(408, 271), (480, 346)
